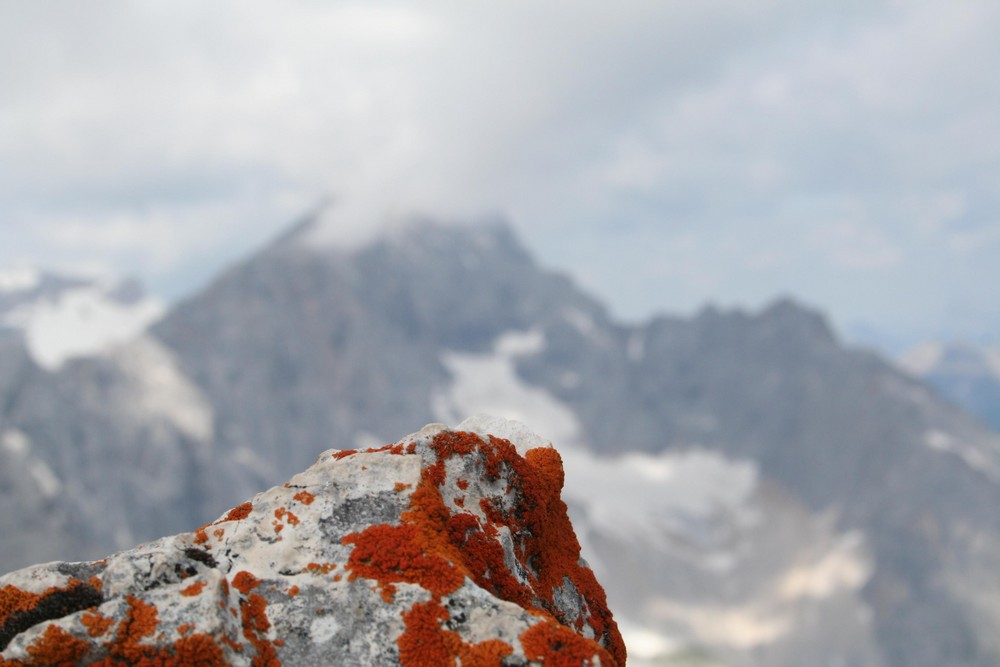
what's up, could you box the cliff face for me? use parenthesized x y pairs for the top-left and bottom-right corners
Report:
(0, 416), (624, 666)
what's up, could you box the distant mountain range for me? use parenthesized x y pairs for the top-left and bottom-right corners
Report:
(2, 217), (1000, 667)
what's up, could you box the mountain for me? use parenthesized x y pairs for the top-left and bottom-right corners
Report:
(3, 217), (1000, 666)
(899, 342), (1000, 432)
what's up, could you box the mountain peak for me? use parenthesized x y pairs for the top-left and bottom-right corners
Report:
(757, 296), (837, 342)
(278, 197), (517, 258)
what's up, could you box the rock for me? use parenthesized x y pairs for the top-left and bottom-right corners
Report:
(0, 417), (625, 666)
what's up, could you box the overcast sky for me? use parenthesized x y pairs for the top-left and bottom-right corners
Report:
(2, 1), (998, 349)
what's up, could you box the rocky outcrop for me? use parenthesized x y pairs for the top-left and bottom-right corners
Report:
(0, 416), (625, 666)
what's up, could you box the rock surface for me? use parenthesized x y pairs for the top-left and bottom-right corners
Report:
(0, 416), (625, 666)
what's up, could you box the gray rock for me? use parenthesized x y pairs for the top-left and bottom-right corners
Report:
(0, 418), (625, 666)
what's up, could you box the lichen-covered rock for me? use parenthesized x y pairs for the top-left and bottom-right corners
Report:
(0, 416), (625, 666)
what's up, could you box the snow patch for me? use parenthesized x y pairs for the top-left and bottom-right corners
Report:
(776, 532), (871, 600)
(433, 330), (581, 448)
(924, 429), (1000, 482)
(1, 430), (61, 498)
(494, 328), (545, 356)
(925, 429), (958, 453)
(0, 429), (30, 457)
(616, 621), (681, 662)
(3, 286), (165, 370)
(640, 530), (872, 652)
(648, 598), (791, 650)
(560, 447), (759, 549)
(108, 336), (213, 442)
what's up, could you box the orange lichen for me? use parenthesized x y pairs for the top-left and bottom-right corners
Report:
(232, 571), (261, 595)
(438, 437), (624, 663)
(0, 579), (98, 628)
(193, 528), (209, 545)
(0, 579), (106, 665)
(81, 611), (115, 638)
(361, 442), (408, 456)
(17, 624), (90, 667)
(331, 449), (357, 460)
(169, 633), (228, 666)
(180, 580), (207, 597)
(0, 585), (41, 626)
(274, 507), (300, 526)
(20, 622), (231, 667)
(239, 593), (279, 667)
(292, 490), (315, 505)
(3, 579), (274, 666)
(220, 634), (243, 654)
(445, 512), (530, 608)
(287, 586), (299, 597)
(397, 602), (454, 665)
(398, 601), (514, 667)
(112, 594), (159, 646)
(430, 431), (482, 459)
(304, 562), (337, 575)
(521, 621), (615, 666)
(342, 523), (462, 601)
(311, 429), (623, 665)
(219, 502), (254, 523)
(458, 639), (516, 667)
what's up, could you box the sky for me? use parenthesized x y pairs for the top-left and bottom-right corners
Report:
(1, 1), (999, 351)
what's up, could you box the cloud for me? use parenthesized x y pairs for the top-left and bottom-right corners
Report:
(0, 1), (998, 340)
